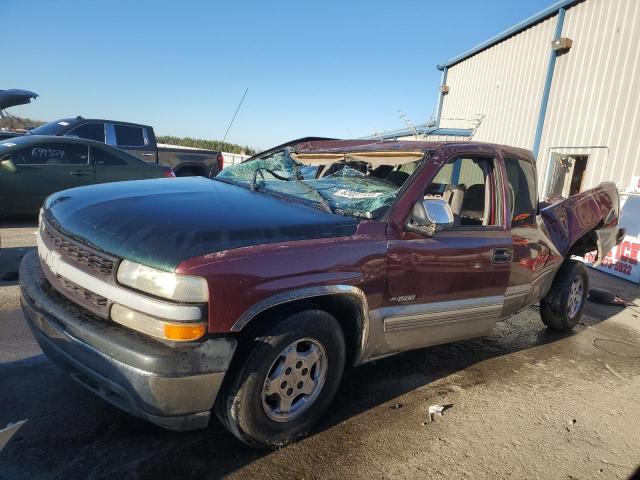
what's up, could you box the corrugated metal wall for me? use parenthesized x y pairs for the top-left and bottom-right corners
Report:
(538, 0), (640, 193)
(439, 0), (640, 194)
(440, 15), (557, 149)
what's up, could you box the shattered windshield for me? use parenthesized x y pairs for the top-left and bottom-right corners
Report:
(216, 147), (425, 218)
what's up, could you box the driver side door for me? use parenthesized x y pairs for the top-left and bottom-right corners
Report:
(1, 141), (94, 214)
(373, 154), (512, 358)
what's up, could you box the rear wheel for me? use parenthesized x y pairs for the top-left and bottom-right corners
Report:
(540, 259), (589, 331)
(215, 309), (346, 448)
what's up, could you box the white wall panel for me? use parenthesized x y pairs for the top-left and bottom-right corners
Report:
(539, 0), (640, 192)
(439, 0), (640, 193)
(439, 16), (557, 149)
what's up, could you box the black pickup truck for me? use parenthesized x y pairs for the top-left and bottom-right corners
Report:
(25, 117), (224, 177)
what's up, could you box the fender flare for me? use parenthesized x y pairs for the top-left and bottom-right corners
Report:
(231, 285), (370, 365)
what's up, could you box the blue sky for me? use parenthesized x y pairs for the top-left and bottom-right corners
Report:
(4, 0), (553, 149)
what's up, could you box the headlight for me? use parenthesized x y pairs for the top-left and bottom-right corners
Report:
(117, 259), (208, 303)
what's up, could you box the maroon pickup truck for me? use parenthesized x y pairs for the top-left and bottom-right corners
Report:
(20, 139), (623, 448)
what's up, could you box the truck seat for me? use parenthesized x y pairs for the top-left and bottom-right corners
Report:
(442, 184), (465, 224)
(460, 184), (485, 224)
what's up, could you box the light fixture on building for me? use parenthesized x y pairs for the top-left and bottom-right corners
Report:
(551, 37), (573, 52)
(440, 85), (450, 94)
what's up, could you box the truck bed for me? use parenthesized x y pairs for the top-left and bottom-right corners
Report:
(541, 182), (622, 263)
(156, 144), (220, 177)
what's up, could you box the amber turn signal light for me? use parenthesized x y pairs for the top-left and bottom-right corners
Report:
(163, 323), (207, 341)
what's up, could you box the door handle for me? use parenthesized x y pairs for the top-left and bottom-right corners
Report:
(70, 171), (89, 176)
(493, 248), (512, 263)
(142, 153), (154, 157)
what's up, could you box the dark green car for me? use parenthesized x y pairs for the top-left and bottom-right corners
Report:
(0, 135), (174, 216)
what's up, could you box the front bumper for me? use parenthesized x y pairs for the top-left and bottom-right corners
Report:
(19, 251), (237, 431)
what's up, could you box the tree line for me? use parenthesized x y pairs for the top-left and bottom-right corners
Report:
(0, 117), (45, 130)
(156, 136), (257, 155)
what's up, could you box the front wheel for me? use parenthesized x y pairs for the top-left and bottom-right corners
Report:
(215, 309), (346, 448)
(540, 259), (589, 331)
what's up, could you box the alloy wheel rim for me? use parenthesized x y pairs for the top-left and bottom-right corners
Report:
(567, 276), (584, 318)
(261, 338), (327, 423)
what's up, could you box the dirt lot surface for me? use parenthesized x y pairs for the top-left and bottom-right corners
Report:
(1, 218), (639, 480)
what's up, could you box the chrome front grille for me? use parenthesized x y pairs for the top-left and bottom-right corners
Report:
(39, 220), (117, 318)
(55, 273), (109, 317)
(39, 257), (110, 318)
(42, 221), (117, 281)
(57, 274), (108, 309)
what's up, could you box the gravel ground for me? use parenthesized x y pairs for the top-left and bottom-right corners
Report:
(1, 218), (639, 480)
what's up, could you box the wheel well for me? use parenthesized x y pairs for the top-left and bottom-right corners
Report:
(236, 294), (365, 367)
(566, 226), (599, 257)
(174, 165), (206, 177)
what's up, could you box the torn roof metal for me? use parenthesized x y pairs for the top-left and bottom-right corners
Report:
(293, 139), (444, 154)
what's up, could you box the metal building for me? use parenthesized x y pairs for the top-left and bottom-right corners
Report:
(376, 0), (640, 198)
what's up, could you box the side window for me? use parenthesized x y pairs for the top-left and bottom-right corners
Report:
(92, 147), (127, 166)
(67, 123), (105, 142)
(114, 125), (145, 147)
(505, 158), (537, 227)
(425, 156), (497, 227)
(11, 143), (89, 165)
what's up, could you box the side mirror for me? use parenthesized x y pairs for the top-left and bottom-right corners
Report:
(0, 157), (17, 174)
(406, 198), (454, 236)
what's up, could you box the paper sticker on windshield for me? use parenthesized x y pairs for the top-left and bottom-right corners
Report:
(334, 189), (383, 199)
(57, 121), (70, 126)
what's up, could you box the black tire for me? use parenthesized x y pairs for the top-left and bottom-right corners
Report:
(588, 287), (617, 304)
(540, 259), (589, 331)
(215, 309), (346, 449)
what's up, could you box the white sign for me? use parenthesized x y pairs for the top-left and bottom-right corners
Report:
(585, 235), (640, 284)
(333, 189), (382, 199)
(584, 192), (640, 284)
(627, 176), (640, 194)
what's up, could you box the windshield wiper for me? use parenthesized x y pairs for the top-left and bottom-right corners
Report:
(291, 178), (334, 213)
(250, 167), (289, 191)
(212, 175), (245, 188)
(250, 167), (334, 214)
